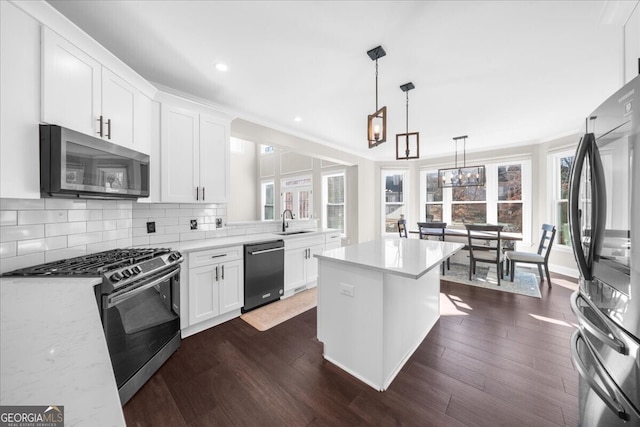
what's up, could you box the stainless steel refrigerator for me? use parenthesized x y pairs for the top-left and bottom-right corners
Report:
(569, 74), (640, 426)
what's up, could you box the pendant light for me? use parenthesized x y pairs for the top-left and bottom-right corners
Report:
(437, 135), (486, 187)
(395, 82), (419, 160)
(367, 45), (387, 148)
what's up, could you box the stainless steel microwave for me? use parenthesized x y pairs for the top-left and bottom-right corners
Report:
(40, 124), (149, 199)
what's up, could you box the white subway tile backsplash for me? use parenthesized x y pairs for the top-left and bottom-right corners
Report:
(0, 198), (231, 268)
(46, 221), (86, 237)
(132, 236), (150, 246)
(103, 209), (132, 220)
(1, 224), (45, 242)
(18, 210), (67, 225)
(68, 231), (104, 247)
(17, 236), (67, 256)
(45, 199), (86, 210)
(0, 241), (17, 258)
(45, 246), (87, 263)
(0, 199), (44, 210)
(149, 233), (179, 245)
(0, 211), (17, 226)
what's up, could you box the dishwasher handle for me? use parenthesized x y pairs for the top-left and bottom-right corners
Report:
(248, 246), (284, 256)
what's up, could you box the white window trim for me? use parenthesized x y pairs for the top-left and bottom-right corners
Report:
(381, 168), (409, 236)
(322, 170), (346, 237)
(419, 158), (532, 246)
(281, 174), (313, 220)
(260, 180), (275, 221)
(548, 149), (575, 252)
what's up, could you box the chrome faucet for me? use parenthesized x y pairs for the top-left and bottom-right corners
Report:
(282, 209), (294, 232)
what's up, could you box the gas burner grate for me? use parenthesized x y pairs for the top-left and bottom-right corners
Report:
(2, 248), (173, 277)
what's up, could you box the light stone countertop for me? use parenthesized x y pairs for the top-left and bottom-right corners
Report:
(0, 276), (125, 427)
(160, 228), (339, 253)
(314, 238), (464, 279)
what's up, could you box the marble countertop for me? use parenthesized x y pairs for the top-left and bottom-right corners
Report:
(314, 238), (464, 279)
(0, 277), (125, 427)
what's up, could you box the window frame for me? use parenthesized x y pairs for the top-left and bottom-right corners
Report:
(322, 170), (346, 236)
(280, 174), (313, 220)
(420, 158), (531, 245)
(381, 169), (409, 236)
(549, 149), (575, 251)
(260, 180), (275, 221)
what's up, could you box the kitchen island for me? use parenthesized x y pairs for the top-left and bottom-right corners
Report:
(315, 238), (463, 391)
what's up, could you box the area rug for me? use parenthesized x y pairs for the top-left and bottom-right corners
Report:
(240, 287), (317, 331)
(442, 263), (542, 298)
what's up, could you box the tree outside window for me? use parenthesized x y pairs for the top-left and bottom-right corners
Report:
(555, 154), (574, 246)
(452, 185), (486, 224)
(425, 171), (443, 221)
(497, 164), (523, 232)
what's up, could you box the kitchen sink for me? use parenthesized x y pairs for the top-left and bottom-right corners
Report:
(274, 230), (314, 235)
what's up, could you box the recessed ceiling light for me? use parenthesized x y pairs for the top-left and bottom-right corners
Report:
(215, 63), (228, 72)
(294, 116), (302, 122)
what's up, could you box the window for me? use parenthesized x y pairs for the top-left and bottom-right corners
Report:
(281, 175), (312, 220)
(261, 181), (274, 221)
(497, 164), (523, 232)
(382, 170), (408, 234)
(551, 151), (574, 247)
(260, 144), (275, 154)
(420, 159), (531, 241)
(323, 172), (346, 234)
(423, 171), (443, 221)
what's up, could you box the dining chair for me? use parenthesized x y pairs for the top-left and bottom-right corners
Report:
(464, 224), (505, 285)
(417, 222), (450, 274)
(506, 224), (556, 287)
(398, 220), (408, 238)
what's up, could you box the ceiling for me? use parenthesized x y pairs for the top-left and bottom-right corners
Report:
(46, 0), (635, 161)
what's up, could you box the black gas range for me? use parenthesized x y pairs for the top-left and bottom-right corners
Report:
(3, 248), (184, 405)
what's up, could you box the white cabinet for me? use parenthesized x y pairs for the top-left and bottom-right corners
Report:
(284, 234), (325, 292)
(160, 103), (229, 203)
(187, 246), (243, 327)
(325, 231), (342, 250)
(0, 1), (41, 199)
(41, 27), (150, 153)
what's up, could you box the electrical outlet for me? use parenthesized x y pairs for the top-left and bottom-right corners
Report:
(190, 219), (198, 230)
(215, 218), (222, 228)
(339, 283), (355, 297)
(146, 221), (156, 233)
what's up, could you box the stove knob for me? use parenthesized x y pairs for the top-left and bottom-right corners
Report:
(110, 272), (123, 282)
(132, 266), (142, 275)
(122, 269), (132, 278)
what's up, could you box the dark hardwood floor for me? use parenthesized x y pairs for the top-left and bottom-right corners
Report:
(123, 273), (579, 426)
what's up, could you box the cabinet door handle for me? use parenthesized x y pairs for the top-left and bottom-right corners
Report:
(202, 187), (205, 201)
(97, 115), (104, 137)
(221, 265), (224, 280)
(215, 265), (219, 281)
(196, 186), (199, 201)
(106, 118), (111, 140)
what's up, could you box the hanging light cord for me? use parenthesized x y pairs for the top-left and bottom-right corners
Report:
(375, 59), (379, 110)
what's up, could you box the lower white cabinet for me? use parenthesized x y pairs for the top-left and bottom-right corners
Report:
(186, 246), (243, 329)
(284, 235), (325, 292)
(325, 231), (342, 250)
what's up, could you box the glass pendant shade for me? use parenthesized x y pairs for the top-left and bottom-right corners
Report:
(368, 106), (387, 148)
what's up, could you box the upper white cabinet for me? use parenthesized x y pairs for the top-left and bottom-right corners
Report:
(160, 99), (229, 203)
(0, 1), (42, 199)
(41, 27), (150, 153)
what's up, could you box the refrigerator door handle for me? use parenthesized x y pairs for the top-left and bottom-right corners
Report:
(570, 291), (626, 354)
(569, 133), (594, 279)
(570, 330), (636, 422)
(590, 142), (607, 262)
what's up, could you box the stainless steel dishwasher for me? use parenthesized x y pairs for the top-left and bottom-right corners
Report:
(243, 240), (285, 312)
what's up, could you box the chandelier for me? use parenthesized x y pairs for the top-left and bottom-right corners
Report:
(395, 82), (419, 160)
(367, 45), (387, 148)
(438, 135), (486, 187)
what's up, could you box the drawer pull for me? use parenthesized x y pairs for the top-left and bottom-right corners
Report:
(210, 254), (227, 259)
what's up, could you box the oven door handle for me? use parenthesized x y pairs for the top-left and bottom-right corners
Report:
(107, 267), (180, 307)
(570, 329), (637, 422)
(570, 291), (626, 354)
